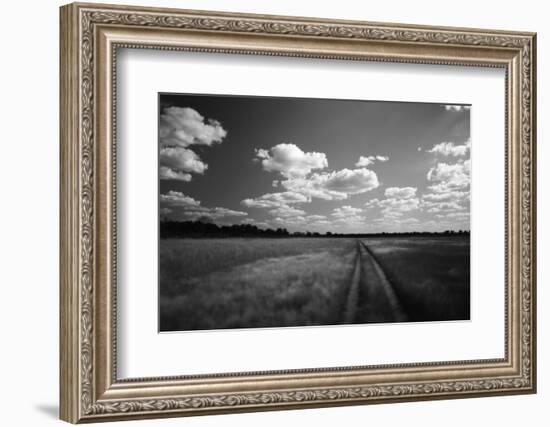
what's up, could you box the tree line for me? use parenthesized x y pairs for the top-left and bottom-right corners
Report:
(160, 220), (470, 239)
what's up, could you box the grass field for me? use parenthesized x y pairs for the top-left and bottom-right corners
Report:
(365, 236), (470, 321)
(159, 236), (470, 331)
(160, 238), (356, 331)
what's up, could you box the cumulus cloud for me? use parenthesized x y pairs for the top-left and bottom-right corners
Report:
(422, 157), (471, 217)
(268, 206), (307, 218)
(159, 166), (192, 182)
(332, 205), (362, 217)
(243, 144), (379, 229)
(241, 191), (310, 222)
(355, 155), (389, 167)
(203, 208), (248, 219)
(444, 105), (471, 112)
(355, 156), (374, 167)
(444, 212), (470, 220)
(427, 159), (470, 191)
(160, 191), (247, 221)
(331, 205), (364, 222)
(241, 191), (308, 209)
(160, 147), (208, 175)
(159, 106), (227, 181)
(249, 143), (379, 204)
(397, 217), (420, 224)
(307, 215), (328, 222)
(160, 106), (227, 148)
(282, 168), (379, 201)
(365, 186), (420, 218)
(422, 190), (468, 202)
(428, 140), (471, 157)
(255, 143), (328, 178)
(380, 198), (420, 215)
(160, 191), (201, 207)
(423, 201), (465, 213)
(384, 187), (417, 199)
(320, 168), (380, 194)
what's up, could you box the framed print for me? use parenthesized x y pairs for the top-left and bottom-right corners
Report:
(60, 2), (537, 423)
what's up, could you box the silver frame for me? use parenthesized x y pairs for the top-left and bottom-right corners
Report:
(60, 2), (536, 423)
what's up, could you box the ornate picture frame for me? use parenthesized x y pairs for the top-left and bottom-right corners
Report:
(60, 2), (536, 423)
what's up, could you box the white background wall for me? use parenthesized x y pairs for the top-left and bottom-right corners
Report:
(0, 0), (545, 425)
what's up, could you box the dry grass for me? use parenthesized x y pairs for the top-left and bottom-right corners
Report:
(160, 238), (356, 331)
(159, 236), (470, 331)
(364, 236), (470, 321)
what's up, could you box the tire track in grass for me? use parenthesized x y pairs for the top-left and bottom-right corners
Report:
(358, 241), (407, 323)
(342, 240), (407, 324)
(343, 240), (362, 323)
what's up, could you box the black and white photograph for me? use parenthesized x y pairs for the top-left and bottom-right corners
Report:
(158, 93), (471, 332)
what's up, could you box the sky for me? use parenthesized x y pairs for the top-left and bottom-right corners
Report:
(158, 93), (471, 233)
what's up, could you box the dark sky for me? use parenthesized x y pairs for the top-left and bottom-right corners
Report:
(159, 93), (470, 233)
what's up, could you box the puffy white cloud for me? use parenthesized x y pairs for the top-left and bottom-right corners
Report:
(306, 215), (328, 222)
(281, 177), (344, 201)
(241, 191), (312, 224)
(204, 208), (248, 219)
(423, 201), (465, 213)
(427, 159), (470, 190)
(444, 105), (471, 112)
(424, 163), (470, 212)
(160, 191), (247, 221)
(422, 190), (468, 202)
(355, 155), (389, 167)
(159, 106), (227, 148)
(255, 143), (328, 178)
(422, 159), (470, 216)
(321, 168), (380, 194)
(364, 198), (380, 208)
(428, 140), (470, 157)
(384, 186), (417, 199)
(355, 156), (374, 167)
(159, 166), (192, 182)
(365, 186), (419, 218)
(159, 107), (227, 181)
(332, 205), (363, 219)
(268, 206), (307, 218)
(331, 206), (364, 223)
(160, 191), (200, 207)
(250, 144), (378, 203)
(241, 191), (308, 209)
(380, 198), (420, 214)
(160, 147), (208, 175)
(282, 168), (379, 201)
(444, 212), (470, 220)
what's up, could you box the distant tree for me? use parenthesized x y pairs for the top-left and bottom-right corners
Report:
(159, 219), (473, 239)
(197, 215), (214, 224)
